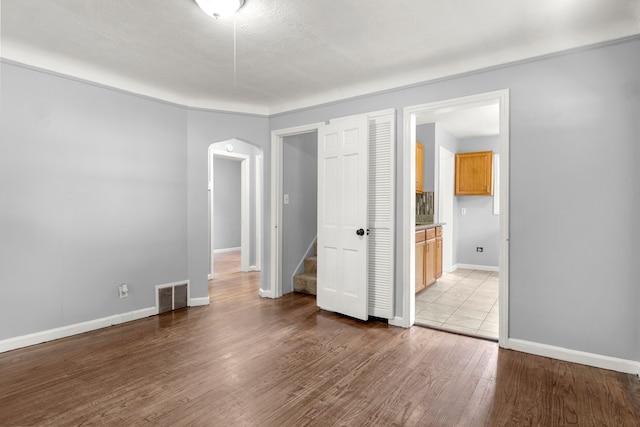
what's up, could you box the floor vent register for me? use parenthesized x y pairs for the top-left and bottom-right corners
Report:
(157, 283), (188, 314)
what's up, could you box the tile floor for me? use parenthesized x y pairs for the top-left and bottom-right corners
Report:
(415, 268), (499, 340)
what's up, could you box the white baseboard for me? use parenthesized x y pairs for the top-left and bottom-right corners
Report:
(507, 338), (640, 376)
(213, 247), (241, 254)
(188, 296), (210, 307)
(454, 263), (499, 272)
(259, 288), (275, 298)
(0, 307), (156, 354)
(389, 316), (409, 328)
(249, 265), (260, 272)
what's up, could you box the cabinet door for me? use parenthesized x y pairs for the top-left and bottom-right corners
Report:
(435, 237), (443, 279)
(416, 142), (423, 193)
(415, 241), (426, 293)
(425, 239), (436, 286)
(455, 151), (493, 195)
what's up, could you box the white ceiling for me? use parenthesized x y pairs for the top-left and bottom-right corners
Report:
(1, 0), (639, 115)
(417, 103), (500, 140)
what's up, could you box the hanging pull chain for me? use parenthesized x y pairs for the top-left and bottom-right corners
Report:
(233, 18), (237, 95)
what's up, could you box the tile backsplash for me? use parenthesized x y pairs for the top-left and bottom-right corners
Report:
(416, 191), (434, 224)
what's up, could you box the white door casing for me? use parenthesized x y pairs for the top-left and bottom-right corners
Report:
(317, 115), (369, 321)
(254, 154), (263, 271)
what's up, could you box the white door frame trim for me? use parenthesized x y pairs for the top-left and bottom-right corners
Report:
(398, 89), (510, 347)
(269, 122), (325, 298)
(253, 154), (263, 272)
(209, 147), (252, 276)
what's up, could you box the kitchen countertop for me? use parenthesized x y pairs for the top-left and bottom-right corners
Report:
(415, 223), (445, 231)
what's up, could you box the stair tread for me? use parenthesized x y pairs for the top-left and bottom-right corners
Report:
(295, 272), (317, 279)
(294, 271), (317, 296)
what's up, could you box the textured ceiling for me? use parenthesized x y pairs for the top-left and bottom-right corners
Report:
(419, 104), (500, 140)
(1, 0), (639, 114)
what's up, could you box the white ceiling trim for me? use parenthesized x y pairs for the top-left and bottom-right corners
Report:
(1, 40), (271, 116)
(4, 35), (639, 117)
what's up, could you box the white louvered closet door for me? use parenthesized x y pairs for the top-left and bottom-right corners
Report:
(368, 112), (395, 319)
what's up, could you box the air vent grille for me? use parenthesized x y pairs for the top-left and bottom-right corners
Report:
(156, 282), (189, 314)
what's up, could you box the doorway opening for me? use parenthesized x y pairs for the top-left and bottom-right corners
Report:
(270, 110), (395, 322)
(282, 131), (319, 296)
(269, 122), (324, 298)
(208, 139), (263, 288)
(402, 90), (510, 346)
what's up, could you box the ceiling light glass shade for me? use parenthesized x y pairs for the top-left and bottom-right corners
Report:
(194, 0), (244, 18)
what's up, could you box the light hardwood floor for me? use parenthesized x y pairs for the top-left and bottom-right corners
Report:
(1, 251), (639, 426)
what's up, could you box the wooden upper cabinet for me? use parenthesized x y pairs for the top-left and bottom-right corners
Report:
(416, 142), (423, 193)
(455, 151), (493, 196)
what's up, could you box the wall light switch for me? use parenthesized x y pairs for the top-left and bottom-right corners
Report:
(284, 194), (289, 205)
(461, 208), (467, 215)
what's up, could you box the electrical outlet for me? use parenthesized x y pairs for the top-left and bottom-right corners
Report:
(476, 247), (483, 253)
(118, 283), (129, 298)
(284, 194), (289, 205)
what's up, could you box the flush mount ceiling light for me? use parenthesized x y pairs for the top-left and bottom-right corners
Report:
(194, 0), (244, 18)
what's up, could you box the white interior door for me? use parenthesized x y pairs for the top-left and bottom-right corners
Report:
(367, 112), (395, 319)
(317, 115), (369, 321)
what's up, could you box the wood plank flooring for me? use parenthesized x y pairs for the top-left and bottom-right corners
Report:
(1, 251), (639, 426)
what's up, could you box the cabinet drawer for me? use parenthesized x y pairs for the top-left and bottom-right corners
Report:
(426, 228), (436, 240)
(435, 226), (442, 237)
(415, 230), (426, 242)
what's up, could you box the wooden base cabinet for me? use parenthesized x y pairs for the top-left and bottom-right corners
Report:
(415, 226), (443, 294)
(435, 227), (443, 280)
(425, 238), (436, 286)
(416, 234), (427, 292)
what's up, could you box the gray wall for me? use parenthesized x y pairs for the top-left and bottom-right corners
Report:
(209, 139), (262, 266)
(456, 136), (500, 267)
(282, 132), (318, 294)
(186, 110), (269, 304)
(269, 37), (640, 362)
(0, 62), (188, 339)
(0, 61), (269, 341)
(2, 36), (640, 364)
(213, 157), (241, 250)
(416, 123), (435, 192)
